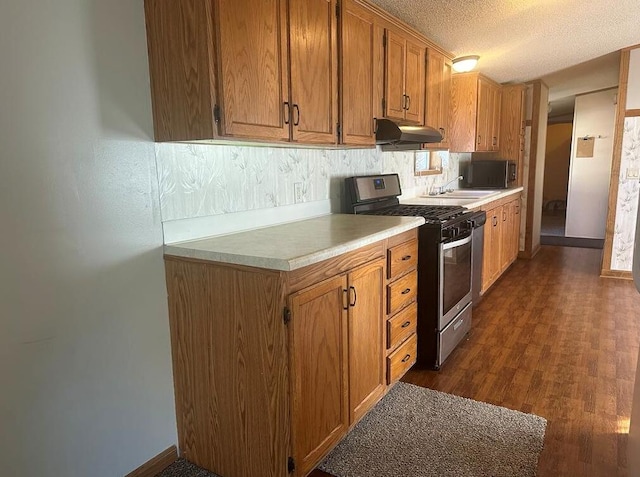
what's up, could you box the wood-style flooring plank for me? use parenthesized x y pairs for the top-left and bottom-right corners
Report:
(309, 245), (640, 477)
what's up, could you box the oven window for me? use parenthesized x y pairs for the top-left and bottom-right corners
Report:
(442, 238), (472, 316)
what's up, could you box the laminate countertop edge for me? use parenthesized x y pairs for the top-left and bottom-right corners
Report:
(401, 187), (524, 209)
(163, 214), (425, 271)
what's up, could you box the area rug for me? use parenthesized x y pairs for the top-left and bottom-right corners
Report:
(318, 382), (547, 477)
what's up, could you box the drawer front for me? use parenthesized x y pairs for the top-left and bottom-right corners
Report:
(387, 239), (418, 280)
(387, 270), (417, 315)
(438, 302), (472, 367)
(387, 302), (417, 350)
(387, 333), (417, 384)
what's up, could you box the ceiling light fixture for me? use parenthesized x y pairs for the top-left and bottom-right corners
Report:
(452, 55), (480, 73)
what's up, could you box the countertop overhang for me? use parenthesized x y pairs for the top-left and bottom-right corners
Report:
(164, 214), (425, 271)
(401, 187), (524, 209)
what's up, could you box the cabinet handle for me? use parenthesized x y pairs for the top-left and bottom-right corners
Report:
(402, 94), (407, 110)
(515, 205), (520, 214)
(477, 135), (481, 145)
(373, 117), (378, 134)
(292, 104), (300, 126)
(401, 255), (412, 261)
(342, 288), (349, 310)
(401, 320), (411, 328)
(493, 216), (498, 227)
(503, 210), (507, 222)
(401, 354), (412, 363)
(349, 286), (357, 307)
(401, 288), (411, 295)
(406, 95), (411, 111)
(283, 101), (290, 125)
(493, 137), (497, 146)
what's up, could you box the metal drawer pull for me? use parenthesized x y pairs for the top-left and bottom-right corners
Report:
(342, 289), (349, 310)
(349, 286), (357, 307)
(401, 321), (411, 328)
(401, 354), (412, 363)
(401, 255), (412, 261)
(401, 288), (411, 295)
(283, 101), (290, 124)
(454, 319), (464, 331)
(292, 104), (300, 126)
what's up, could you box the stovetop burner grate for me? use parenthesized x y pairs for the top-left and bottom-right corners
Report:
(363, 204), (468, 223)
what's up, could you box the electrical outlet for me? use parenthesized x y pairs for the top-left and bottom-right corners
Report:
(627, 168), (640, 180)
(294, 182), (304, 203)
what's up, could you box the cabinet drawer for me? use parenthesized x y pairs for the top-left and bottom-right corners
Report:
(387, 302), (417, 350)
(387, 270), (417, 315)
(387, 239), (418, 280)
(387, 333), (417, 384)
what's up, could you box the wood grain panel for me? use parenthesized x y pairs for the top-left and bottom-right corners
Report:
(425, 50), (452, 148)
(347, 259), (386, 423)
(384, 30), (406, 121)
(387, 302), (417, 350)
(387, 239), (418, 279)
(289, 0), (338, 144)
(340, 0), (377, 146)
(387, 333), (417, 384)
(144, 0), (217, 141)
(499, 84), (526, 166)
(477, 77), (491, 151)
(449, 73), (478, 152)
(165, 258), (289, 477)
(386, 270), (417, 315)
(386, 228), (418, 248)
(602, 50), (630, 275)
(403, 40), (426, 125)
(215, 0), (290, 140)
(289, 275), (349, 477)
(491, 86), (502, 150)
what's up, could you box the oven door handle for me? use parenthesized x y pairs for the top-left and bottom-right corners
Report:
(442, 234), (472, 251)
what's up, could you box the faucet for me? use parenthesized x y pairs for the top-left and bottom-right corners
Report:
(430, 175), (463, 195)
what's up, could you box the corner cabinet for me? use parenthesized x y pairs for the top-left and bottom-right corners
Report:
(499, 84), (527, 182)
(480, 193), (521, 294)
(449, 72), (502, 152)
(145, 0), (338, 145)
(164, 229), (418, 477)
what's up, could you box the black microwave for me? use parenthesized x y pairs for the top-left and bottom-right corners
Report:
(461, 160), (517, 189)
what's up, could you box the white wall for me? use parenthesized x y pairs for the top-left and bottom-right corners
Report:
(565, 89), (618, 238)
(0, 1), (177, 476)
(532, 84), (549, 251)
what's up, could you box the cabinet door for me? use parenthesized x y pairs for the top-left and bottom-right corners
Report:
(216, 0), (290, 140)
(289, 275), (349, 477)
(481, 206), (502, 293)
(289, 0), (338, 144)
(384, 30), (406, 121)
(348, 259), (385, 423)
(476, 78), (491, 151)
(491, 86), (502, 151)
(511, 198), (521, 262)
(403, 40), (425, 125)
(425, 49), (451, 148)
(500, 203), (513, 272)
(341, 0), (379, 146)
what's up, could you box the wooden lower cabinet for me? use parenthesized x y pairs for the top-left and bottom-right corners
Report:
(164, 230), (417, 477)
(481, 193), (521, 294)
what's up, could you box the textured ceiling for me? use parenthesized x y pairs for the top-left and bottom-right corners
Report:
(369, 0), (640, 85)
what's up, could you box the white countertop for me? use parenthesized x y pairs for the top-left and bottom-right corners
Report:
(401, 187), (524, 209)
(164, 214), (425, 271)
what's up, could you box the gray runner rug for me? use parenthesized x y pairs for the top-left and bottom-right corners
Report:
(318, 382), (546, 477)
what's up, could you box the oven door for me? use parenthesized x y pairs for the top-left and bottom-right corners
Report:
(439, 233), (472, 329)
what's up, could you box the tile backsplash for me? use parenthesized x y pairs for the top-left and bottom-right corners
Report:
(155, 142), (467, 223)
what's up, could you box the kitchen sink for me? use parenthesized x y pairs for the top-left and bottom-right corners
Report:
(421, 189), (501, 199)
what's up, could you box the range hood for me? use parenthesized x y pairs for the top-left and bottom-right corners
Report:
(375, 118), (443, 151)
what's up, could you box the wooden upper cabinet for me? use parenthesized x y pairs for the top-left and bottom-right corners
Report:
(425, 49), (452, 149)
(289, 0), (339, 144)
(216, 0), (291, 141)
(383, 29), (426, 125)
(340, 0), (383, 146)
(499, 84), (526, 182)
(449, 72), (502, 152)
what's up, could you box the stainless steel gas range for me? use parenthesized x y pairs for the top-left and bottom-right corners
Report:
(345, 173), (485, 369)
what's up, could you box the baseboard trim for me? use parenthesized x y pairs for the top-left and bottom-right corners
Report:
(600, 269), (633, 280)
(124, 445), (178, 477)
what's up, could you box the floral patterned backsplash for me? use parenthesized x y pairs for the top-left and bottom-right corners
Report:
(611, 116), (640, 271)
(155, 143), (467, 222)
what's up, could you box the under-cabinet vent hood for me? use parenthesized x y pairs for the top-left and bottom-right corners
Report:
(375, 118), (443, 151)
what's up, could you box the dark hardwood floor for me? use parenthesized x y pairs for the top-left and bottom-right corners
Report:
(312, 245), (640, 477)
